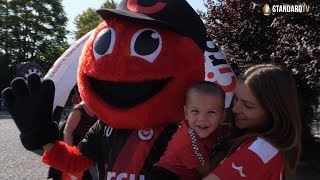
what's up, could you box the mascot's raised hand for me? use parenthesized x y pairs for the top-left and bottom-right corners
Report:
(1, 73), (60, 150)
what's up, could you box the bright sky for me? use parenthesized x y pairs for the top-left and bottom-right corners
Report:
(62, 0), (206, 40)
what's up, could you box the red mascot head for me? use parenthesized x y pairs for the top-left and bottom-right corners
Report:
(78, 0), (236, 129)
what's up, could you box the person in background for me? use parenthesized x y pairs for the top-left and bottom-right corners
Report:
(48, 101), (98, 180)
(148, 81), (227, 179)
(203, 64), (301, 180)
(62, 101), (98, 179)
(63, 101), (97, 146)
(71, 88), (81, 107)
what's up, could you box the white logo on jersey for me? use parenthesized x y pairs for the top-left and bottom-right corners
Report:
(248, 137), (278, 164)
(137, 129), (154, 141)
(106, 171), (145, 180)
(232, 162), (246, 177)
(104, 126), (113, 137)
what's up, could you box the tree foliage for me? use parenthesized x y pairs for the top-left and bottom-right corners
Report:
(73, 0), (117, 40)
(201, 0), (319, 166)
(0, 0), (69, 71)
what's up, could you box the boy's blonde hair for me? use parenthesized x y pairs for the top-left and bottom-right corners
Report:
(186, 81), (226, 108)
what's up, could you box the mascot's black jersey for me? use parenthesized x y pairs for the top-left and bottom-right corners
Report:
(78, 120), (178, 180)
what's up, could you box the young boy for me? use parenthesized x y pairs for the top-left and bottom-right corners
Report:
(148, 81), (227, 180)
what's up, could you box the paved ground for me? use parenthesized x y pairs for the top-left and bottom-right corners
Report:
(0, 112), (49, 180)
(1, 110), (320, 179)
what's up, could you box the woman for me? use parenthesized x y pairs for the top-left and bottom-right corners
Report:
(204, 64), (301, 179)
(48, 101), (98, 180)
(62, 101), (98, 180)
(64, 101), (97, 146)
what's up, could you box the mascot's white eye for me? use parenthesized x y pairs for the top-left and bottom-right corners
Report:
(130, 28), (162, 63)
(93, 28), (116, 60)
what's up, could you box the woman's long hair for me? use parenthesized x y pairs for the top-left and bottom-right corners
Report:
(227, 64), (301, 176)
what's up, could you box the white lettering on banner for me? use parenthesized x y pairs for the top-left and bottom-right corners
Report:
(49, 61), (63, 78)
(47, 34), (90, 78)
(44, 29), (94, 111)
(106, 171), (145, 180)
(204, 38), (236, 108)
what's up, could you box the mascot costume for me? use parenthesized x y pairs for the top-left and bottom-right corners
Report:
(2, 0), (236, 179)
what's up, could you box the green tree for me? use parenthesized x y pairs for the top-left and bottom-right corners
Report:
(201, 0), (320, 168)
(73, 0), (117, 40)
(0, 0), (69, 71)
(0, 1), (9, 56)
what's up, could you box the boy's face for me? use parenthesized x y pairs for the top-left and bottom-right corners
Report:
(184, 92), (226, 138)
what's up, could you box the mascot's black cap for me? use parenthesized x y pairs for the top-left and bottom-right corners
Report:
(97, 0), (207, 51)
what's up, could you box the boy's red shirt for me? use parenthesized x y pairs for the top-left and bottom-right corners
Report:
(155, 121), (219, 179)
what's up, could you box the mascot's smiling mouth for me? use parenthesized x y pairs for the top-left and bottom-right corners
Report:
(88, 76), (172, 109)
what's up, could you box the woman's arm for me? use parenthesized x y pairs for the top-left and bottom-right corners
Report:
(63, 110), (81, 145)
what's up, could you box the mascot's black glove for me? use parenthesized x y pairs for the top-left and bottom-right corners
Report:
(1, 73), (60, 150)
